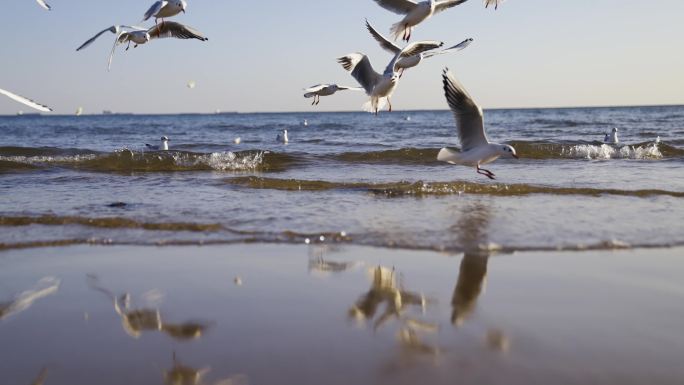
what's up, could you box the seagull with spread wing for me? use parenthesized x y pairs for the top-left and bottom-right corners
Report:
(35, 0), (51, 10)
(0, 87), (52, 112)
(365, 20), (472, 77)
(76, 22), (208, 70)
(337, 40), (443, 114)
(303, 84), (364, 105)
(142, 0), (187, 24)
(437, 68), (518, 180)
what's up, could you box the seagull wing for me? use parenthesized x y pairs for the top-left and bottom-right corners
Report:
(442, 68), (488, 151)
(304, 84), (328, 93)
(337, 86), (365, 91)
(337, 53), (381, 95)
(143, 1), (168, 21)
(434, 0), (469, 14)
(365, 20), (401, 55)
(107, 33), (128, 71)
(423, 38), (473, 58)
(372, 0), (418, 15)
(483, 0), (504, 9)
(384, 40), (443, 75)
(35, 0), (51, 10)
(77, 25), (146, 51)
(0, 87), (52, 112)
(148, 22), (209, 41)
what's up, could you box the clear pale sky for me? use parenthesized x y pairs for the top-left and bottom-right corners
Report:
(1, 0), (683, 114)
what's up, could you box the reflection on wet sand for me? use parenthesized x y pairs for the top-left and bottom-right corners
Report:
(164, 353), (248, 385)
(451, 253), (488, 326)
(307, 244), (362, 275)
(0, 277), (60, 321)
(87, 275), (208, 340)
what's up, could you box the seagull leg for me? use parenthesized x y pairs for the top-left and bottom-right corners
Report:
(477, 166), (496, 180)
(125, 41), (131, 51)
(388, 98), (392, 112)
(315, 96), (320, 105)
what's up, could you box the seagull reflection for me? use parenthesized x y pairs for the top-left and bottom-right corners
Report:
(87, 275), (208, 340)
(349, 266), (427, 331)
(308, 244), (362, 275)
(0, 277), (60, 321)
(164, 353), (248, 385)
(451, 253), (488, 326)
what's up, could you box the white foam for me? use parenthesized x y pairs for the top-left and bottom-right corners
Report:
(562, 143), (662, 160)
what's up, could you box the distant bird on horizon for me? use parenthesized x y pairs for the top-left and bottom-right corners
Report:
(437, 68), (518, 180)
(277, 129), (289, 143)
(604, 127), (619, 144)
(142, 0), (187, 24)
(337, 40), (443, 114)
(0, 87), (52, 112)
(76, 22), (208, 70)
(35, 0), (51, 10)
(303, 84), (364, 105)
(365, 20), (472, 77)
(146, 136), (170, 151)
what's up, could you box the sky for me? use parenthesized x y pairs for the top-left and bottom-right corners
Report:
(1, 0), (683, 114)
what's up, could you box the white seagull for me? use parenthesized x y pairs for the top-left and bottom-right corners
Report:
(146, 136), (170, 151)
(604, 127), (619, 144)
(370, 0), (469, 42)
(365, 20), (472, 76)
(277, 130), (289, 143)
(76, 22), (208, 70)
(337, 40), (443, 114)
(0, 87), (52, 112)
(143, 0), (187, 24)
(303, 84), (363, 105)
(437, 68), (518, 180)
(35, 0), (51, 10)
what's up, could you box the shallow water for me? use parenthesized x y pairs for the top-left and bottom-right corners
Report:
(1, 106), (683, 251)
(1, 244), (684, 385)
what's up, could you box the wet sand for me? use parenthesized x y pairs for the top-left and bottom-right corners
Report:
(1, 244), (683, 385)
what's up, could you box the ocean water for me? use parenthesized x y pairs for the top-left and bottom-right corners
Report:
(1, 106), (683, 251)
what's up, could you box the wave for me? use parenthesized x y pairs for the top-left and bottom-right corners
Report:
(0, 148), (298, 173)
(224, 177), (684, 198)
(0, 160), (40, 173)
(0, 215), (225, 232)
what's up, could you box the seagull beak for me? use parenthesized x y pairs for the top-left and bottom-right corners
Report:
(182, 9), (186, 13)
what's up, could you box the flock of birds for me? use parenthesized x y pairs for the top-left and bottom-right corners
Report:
(0, 0), (626, 180)
(1, 0), (206, 112)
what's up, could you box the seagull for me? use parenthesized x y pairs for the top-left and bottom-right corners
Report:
(276, 129), (289, 143)
(77, 22), (208, 70)
(437, 68), (518, 180)
(365, 19), (472, 77)
(370, 0), (471, 42)
(0, 87), (52, 112)
(146, 136), (169, 150)
(142, 0), (187, 24)
(337, 40), (443, 114)
(604, 127), (619, 144)
(35, 0), (51, 10)
(303, 84), (364, 105)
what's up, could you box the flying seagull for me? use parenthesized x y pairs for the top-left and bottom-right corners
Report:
(337, 40), (443, 114)
(303, 84), (363, 105)
(77, 22), (208, 70)
(437, 68), (518, 179)
(142, 0), (187, 24)
(369, 0), (469, 42)
(365, 20), (471, 76)
(35, 0), (51, 10)
(0, 87), (52, 112)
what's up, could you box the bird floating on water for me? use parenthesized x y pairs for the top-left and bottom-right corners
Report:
(303, 84), (364, 105)
(146, 136), (170, 151)
(604, 127), (619, 144)
(277, 130), (289, 143)
(437, 68), (518, 180)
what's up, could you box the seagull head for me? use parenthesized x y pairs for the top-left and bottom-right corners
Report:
(500, 144), (518, 159)
(161, 136), (169, 142)
(612, 127), (618, 133)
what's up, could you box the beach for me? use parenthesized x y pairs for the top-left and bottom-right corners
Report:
(1, 244), (684, 385)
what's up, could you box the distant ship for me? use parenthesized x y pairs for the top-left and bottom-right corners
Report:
(102, 110), (113, 115)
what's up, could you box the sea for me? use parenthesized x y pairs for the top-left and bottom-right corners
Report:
(1, 106), (683, 252)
